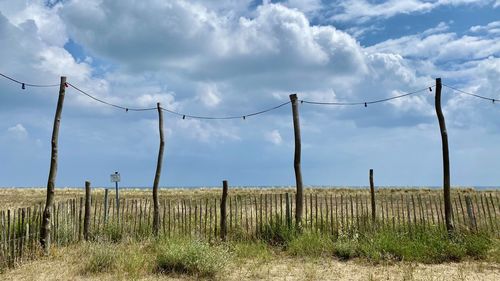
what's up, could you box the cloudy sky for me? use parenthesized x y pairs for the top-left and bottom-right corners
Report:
(0, 0), (499, 188)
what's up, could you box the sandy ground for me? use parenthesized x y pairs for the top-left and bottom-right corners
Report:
(1, 245), (499, 281)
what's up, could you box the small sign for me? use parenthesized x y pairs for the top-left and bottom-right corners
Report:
(110, 173), (120, 183)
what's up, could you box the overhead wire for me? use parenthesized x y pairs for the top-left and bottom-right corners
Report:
(1, 71), (496, 120)
(67, 82), (157, 112)
(0, 72), (60, 88)
(160, 101), (291, 120)
(442, 84), (498, 104)
(300, 86), (434, 107)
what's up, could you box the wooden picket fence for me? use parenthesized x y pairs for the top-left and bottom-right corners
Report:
(1, 189), (499, 270)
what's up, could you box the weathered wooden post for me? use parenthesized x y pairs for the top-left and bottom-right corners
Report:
(113, 172), (120, 224)
(285, 192), (291, 228)
(103, 189), (108, 225)
(369, 169), (376, 223)
(465, 195), (477, 232)
(152, 102), (165, 236)
(84, 181), (91, 241)
(434, 78), (454, 233)
(220, 180), (228, 241)
(40, 76), (66, 253)
(289, 94), (304, 227)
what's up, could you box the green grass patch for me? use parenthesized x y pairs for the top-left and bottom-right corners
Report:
(81, 243), (117, 274)
(231, 240), (272, 261)
(328, 226), (493, 263)
(287, 231), (334, 257)
(259, 219), (296, 247)
(155, 238), (230, 278)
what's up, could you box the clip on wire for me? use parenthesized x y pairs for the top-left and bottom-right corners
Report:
(364, 102), (367, 107)
(21, 83), (25, 90)
(182, 115), (186, 119)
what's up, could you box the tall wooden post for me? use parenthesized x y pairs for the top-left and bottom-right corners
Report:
(434, 78), (453, 233)
(84, 181), (91, 241)
(40, 76), (66, 253)
(152, 102), (165, 236)
(289, 94), (303, 227)
(114, 172), (119, 223)
(369, 169), (376, 223)
(220, 180), (228, 241)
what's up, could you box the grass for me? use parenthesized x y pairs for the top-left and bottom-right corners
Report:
(1, 187), (499, 279)
(155, 238), (230, 278)
(81, 243), (117, 274)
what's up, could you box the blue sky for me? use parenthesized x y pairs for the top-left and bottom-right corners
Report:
(0, 0), (499, 188)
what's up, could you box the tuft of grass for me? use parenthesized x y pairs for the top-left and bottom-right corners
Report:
(155, 238), (230, 278)
(259, 219), (296, 247)
(102, 222), (123, 243)
(287, 231), (334, 257)
(333, 240), (361, 260)
(231, 240), (272, 261)
(81, 243), (117, 274)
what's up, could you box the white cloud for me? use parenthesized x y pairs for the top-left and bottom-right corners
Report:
(470, 21), (500, 34)
(265, 129), (283, 145)
(7, 124), (28, 139)
(331, 0), (495, 23)
(197, 83), (221, 108)
(284, 0), (323, 14)
(367, 24), (500, 63)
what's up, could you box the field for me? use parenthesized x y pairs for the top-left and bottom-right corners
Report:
(0, 187), (499, 280)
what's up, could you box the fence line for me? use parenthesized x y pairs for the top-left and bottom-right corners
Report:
(1, 189), (498, 270)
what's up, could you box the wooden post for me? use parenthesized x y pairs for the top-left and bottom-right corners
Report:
(289, 94), (304, 227)
(285, 193), (291, 228)
(40, 76), (66, 253)
(369, 169), (376, 223)
(83, 181), (91, 241)
(103, 189), (108, 225)
(434, 78), (454, 233)
(152, 102), (165, 236)
(465, 195), (477, 232)
(220, 180), (228, 241)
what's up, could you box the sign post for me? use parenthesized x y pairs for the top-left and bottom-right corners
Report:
(110, 171), (120, 223)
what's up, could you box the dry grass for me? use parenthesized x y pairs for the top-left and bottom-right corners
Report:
(1, 243), (499, 281)
(1, 186), (495, 209)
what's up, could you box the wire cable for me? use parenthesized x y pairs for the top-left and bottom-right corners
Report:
(300, 86), (433, 107)
(0, 72), (60, 88)
(161, 101), (291, 120)
(443, 84), (498, 103)
(67, 82), (157, 112)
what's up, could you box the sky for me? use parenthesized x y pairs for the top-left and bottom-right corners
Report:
(0, 0), (499, 188)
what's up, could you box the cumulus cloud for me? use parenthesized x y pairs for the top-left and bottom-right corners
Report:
(265, 129), (283, 145)
(367, 23), (500, 63)
(7, 124), (28, 139)
(470, 21), (500, 34)
(197, 83), (222, 108)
